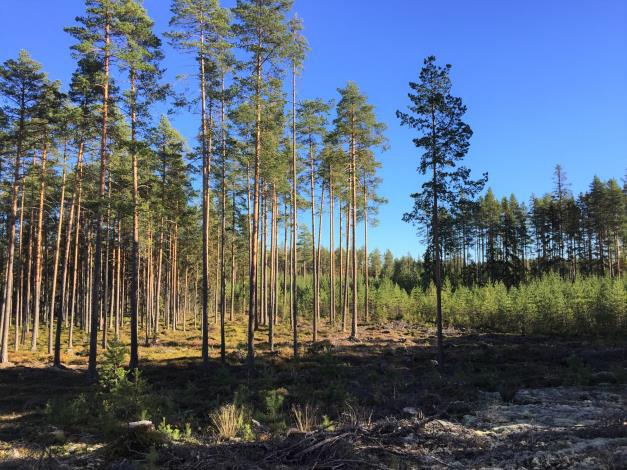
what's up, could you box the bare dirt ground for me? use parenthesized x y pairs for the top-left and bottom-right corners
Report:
(0, 322), (625, 468)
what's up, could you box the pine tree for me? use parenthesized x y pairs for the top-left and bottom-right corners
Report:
(233, 0), (292, 367)
(397, 56), (486, 366)
(118, 0), (164, 370)
(168, 0), (229, 368)
(0, 51), (47, 364)
(66, 0), (129, 378)
(297, 99), (330, 341)
(333, 82), (385, 339)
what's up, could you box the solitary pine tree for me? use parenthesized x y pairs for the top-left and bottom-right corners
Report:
(396, 56), (485, 367)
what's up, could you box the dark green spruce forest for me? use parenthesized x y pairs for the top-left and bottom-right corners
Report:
(0, 0), (625, 468)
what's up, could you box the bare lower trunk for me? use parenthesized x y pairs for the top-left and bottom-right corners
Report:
(350, 115), (357, 339)
(31, 141), (48, 352)
(363, 176), (369, 323)
(52, 143), (68, 364)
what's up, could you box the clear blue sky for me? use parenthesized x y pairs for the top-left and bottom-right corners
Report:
(1, 0), (626, 258)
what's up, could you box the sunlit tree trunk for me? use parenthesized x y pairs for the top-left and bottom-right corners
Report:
(88, 18), (110, 378)
(51, 142), (68, 363)
(31, 138), (48, 352)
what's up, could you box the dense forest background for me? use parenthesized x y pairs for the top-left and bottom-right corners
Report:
(0, 0), (625, 371)
(0, 1), (626, 468)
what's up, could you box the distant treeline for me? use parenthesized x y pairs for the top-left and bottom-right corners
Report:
(362, 169), (625, 291)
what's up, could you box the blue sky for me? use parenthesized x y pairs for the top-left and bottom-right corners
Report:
(1, 0), (626, 258)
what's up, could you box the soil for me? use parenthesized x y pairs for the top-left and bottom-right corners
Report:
(0, 322), (625, 468)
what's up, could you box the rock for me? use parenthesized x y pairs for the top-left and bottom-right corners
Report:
(128, 420), (154, 430)
(402, 407), (418, 416)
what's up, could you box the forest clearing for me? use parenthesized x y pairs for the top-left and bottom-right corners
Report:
(1, 320), (626, 468)
(1, 0), (626, 468)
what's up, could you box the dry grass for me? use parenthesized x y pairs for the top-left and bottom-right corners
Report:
(210, 403), (244, 440)
(291, 403), (320, 432)
(340, 402), (373, 429)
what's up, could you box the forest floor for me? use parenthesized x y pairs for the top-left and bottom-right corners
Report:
(0, 320), (625, 469)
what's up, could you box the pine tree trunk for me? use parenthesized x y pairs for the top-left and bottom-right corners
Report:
(282, 200), (288, 322)
(51, 142), (68, 363)
(268, 186), (276, 351)
(31, 139), (48, 352)
(316, 185), (324, 326)
(0, 86), (27, 363)
(273, 190), (279, 327)
(230, 188), (236, 322)
(88, 19), (110, 378)
(431, 108), (444, 367)
(68, 145), (84, 350)
(310, 142), (317, 342)
(200, 29), (212, 368)
(329, 176), (335, 325)
(219, 73), (227, 363)
(129, 69), (140, 370)
(363, 175), (369, 324)
(342, 203), (350, 332)
(290, 61), (299, 359)
(155, 223), (164, 341)
(350, 115), (358, 340)
(14, 187), (26, 352)
(247, 48), (262, 368)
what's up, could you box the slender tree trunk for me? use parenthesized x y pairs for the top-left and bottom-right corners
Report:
(273, 191), (279, 327)
(329, 175), (335, 325)
(290, 61), (299, 359)
(363, 174), (369, 323)
(316, 185), (324, 326)
(14, 186), (26, 352)
(247, 48), (262, 368)
(129, 69), (140, 369)
(22, 208), (35, 346)
(350, 114), (358, 339)
(309, 142), (318, 341)
(101, 167), (112, 349)
(338, 194), (343, 330)
(0, 89), (26, 363)
(230, 188), (236, 322)
(68, 145), (84, 350)
(114, 220), (121, 338)
(51, 141), (68, 363)
(261, 190), (267, 327)
(31, 137), (48, 352)
(342, 202), (350, 332)
(88, 19), (110, 378)
(219, 72), (227, 364)
(200, 27), (213, 368)
(268, 187), (276, 351)
(154, 223), (163, 341)
(431, 107), (444, 367)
